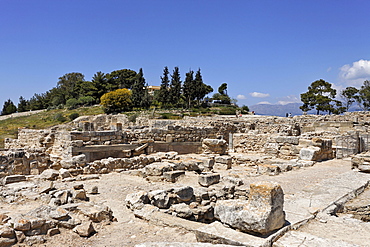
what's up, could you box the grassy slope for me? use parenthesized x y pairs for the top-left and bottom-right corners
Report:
(0, 106), (104, 148)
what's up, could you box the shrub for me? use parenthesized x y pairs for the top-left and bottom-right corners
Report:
(53, 113), (67, 122)
(100, 88), (132, 114)
(241, 105), (249, 114)
(78, 96), (95, 106)
(69, 112), (80, 121)
(66, 98), (79, 110)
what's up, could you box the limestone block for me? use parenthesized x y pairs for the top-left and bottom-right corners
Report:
(0, 226), (15, 239)
(172, 186), (194, 202)
(299, 147), (320, 161)
(214, 181), (285, 235)
(73, 221), (95, 237)
(59, 168), (71, 178)
(170, 203), (193, 219)
(148, 190), (171, 209)
(2, 175), (26, 185)
(144, 162), (175, 176)
(163, 171), (185, 183)
(73, 189), (88, 201)
(202, 139), (228, 155)
(214, 156), (232, 170)
(76, 203), (113, 222)
(257, 164), (281, 176)
(275, 136), (299, 145)
(198, 173), (221, 187)
(24, 236), (46, 245)
(39, 169), (59, 181)
(126, 191), (149, 210)
(358, 163), (370, 173)
(263, 143), (279, 155)
(13, 218), (31, 231)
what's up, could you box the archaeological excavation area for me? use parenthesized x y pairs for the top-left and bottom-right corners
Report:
(1, 112), (370, 246)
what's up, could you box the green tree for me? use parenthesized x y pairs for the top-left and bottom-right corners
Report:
(91, 71), (108, 102)
(17, 96), (29, 112)
(213, 83), (231, 104)
(1, 99), (17, 115)
(28, 93), (47, 110)
(169, 67), (182, 107)
(131, 68), (147, 108)
(358, 80), (370, 110)
(341, 86), (359, 111)
(156, 66), (170, 108)
(57, 72), (85, 103)
(100, 88), (132, 114)
(182, 70), (195, 108)
(194, 69), (213, 105)
(300, 79), (337, 114)
(218, 83), (228, 95)
(106, 69), (137, 91)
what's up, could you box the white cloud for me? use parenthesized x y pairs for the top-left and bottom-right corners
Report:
(250, 92), (270, 98)
(339, 59), (370, 86)
(236, 94), (246, 100)
(257, 101), (271, 105)
(277, 95), (301, 105)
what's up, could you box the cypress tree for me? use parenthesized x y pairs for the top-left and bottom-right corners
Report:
(183, 70), (195, 108)
(131, 68), (146, 108)
(169, 67), (182, 107)
(157, 66), (170, 108)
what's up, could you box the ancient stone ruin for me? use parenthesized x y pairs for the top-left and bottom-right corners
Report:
(1, 112), (370, 246)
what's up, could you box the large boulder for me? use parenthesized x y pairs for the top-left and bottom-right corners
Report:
(214, 181), (285, 235)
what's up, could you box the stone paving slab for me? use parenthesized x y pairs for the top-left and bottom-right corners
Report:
(272, 231), (360, 247)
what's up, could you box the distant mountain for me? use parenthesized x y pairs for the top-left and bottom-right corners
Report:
(249, 103), (309, 117)
(249, 102), (364, 117)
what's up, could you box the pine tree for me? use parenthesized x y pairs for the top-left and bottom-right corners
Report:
(131, 68), (146, 108)
(169, 67), (182, 107)
(157, 66), (170, 108)
(1, 99), (17, 115)
(17, 96), (29, 112)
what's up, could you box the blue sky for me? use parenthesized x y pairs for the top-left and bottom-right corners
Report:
(1, 0), (370, 107)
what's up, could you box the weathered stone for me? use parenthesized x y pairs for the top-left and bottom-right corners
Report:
(299, 147), (320, 161)
(73, 189), (88, 201)
(214, 181), (285, 235)
(75, 203), (114, 222)
(90, 186), (99, 194)
(172, 186), (194, 202)
(126, 191), (149, 210)
(198, 173), (220, 187)
(275, 136), (299, 145)
(13, 218), (31, 231)
(202, 139), (228, 155)
(163, 171), (185, 182)
(59, 168), (72, 178)
(39, 181), (54, 194)
(39, 169), (60, 180)
(2, 175), (26, 185)
(170, 203), (193, 219)
(0, 237), (16, 247)
(47, 227), (60, 236)
(0, 226), (15, 239)
(148, 190), (172, 209)
(0, 214), (10, 224)
(14, 230), (26, 243)
(144, 162), (175, 176)
(73, 221), (95, 237)
(24, 235), (46, 245)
